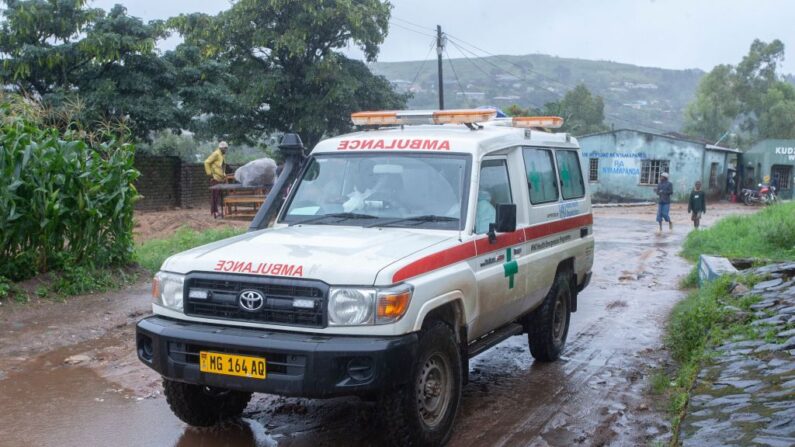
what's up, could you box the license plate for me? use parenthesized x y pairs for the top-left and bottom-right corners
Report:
(199, 351), (266, 379)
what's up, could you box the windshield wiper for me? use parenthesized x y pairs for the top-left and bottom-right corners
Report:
(289, 212), (378, 226)
(367, 214), (459, 228)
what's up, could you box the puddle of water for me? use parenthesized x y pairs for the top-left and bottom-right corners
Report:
(0, 360), (182, 447)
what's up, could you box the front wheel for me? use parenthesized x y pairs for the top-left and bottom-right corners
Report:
(378, 321), (462, 447)
(526, 271), (573, 362)
(163, 379), (252, 427)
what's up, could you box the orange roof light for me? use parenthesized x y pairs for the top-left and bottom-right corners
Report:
(351, 109), (497, 126)
(512, 116), (564, 129)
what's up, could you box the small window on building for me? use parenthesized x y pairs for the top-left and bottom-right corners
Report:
(589, 158), (599, 182)
(556, 150), (585, 199)
(709, 162), (719, 188)
(522, 148), (559, 204)
(639, 159), (670, 185)
(771, 165), (792, 190)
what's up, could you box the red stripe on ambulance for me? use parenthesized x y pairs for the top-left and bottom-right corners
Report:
(392, 214), (593, 283)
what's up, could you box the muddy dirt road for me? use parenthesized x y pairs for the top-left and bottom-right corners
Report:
(0, 204), (754, 447)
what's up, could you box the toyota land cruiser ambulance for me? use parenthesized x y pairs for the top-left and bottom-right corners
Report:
(136, 109), (594, 446)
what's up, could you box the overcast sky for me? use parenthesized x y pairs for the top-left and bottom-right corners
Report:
(92, 0), (795, 74)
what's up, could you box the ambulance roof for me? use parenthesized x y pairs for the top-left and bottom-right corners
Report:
(312, 123), (579, 159)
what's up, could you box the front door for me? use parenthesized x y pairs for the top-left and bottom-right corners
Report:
(470, 157), (525, 338)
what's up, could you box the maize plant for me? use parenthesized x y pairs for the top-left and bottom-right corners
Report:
(0, 100), (139, 281)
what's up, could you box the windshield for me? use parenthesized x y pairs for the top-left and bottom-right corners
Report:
(282, 153), (470, 230)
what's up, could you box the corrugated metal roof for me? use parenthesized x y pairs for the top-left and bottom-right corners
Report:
(579, 128), (739, 153)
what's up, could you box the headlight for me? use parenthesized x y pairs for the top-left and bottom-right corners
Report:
(328, 284), (412, 326)
(328, 288), (375, 326)
(152, 272), (185, 311)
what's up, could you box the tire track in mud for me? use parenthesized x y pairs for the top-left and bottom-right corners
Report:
(450, 218), (686, 446)
(452, 303), (652, 446)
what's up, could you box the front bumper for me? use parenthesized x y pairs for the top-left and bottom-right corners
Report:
(136, 316), (417, 398)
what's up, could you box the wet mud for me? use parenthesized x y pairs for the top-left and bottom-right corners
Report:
(0, 204), (755, 446)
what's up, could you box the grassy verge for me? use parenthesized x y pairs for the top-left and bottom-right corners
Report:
(653, 275), (762, 443)
(681, 202), (795, 262)
(1, 226), (244, 304)
(134, 226), (246, 274)
(657, 202), (795, 444)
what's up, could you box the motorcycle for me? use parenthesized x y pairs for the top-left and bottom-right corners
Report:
(741, 183), (778, 206)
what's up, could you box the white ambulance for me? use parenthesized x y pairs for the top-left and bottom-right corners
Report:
(137, 109), (594, 446)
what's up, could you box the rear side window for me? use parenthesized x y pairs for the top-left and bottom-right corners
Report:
(556, 150), (585, 199)
(522, 148), (559, 204)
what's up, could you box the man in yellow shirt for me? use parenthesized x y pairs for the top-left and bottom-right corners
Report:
(204, 141), (228, 218)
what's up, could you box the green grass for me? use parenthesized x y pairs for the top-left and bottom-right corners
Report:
(678, 266), (699, 289)
(664, 275), (759, 443)
(681, 202), (795, 262)
(134, 226), (246, 274)
(0, 226), (244, 303)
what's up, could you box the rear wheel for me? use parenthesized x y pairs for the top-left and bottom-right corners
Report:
(378, 321), (462, 446)
(163, 379), (252, 427)
(526, 271), (573, 362)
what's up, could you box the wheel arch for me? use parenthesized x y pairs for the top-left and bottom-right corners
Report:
(555, 257), (578, 312)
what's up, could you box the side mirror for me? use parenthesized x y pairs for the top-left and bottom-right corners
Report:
(488, 203), (517, 243)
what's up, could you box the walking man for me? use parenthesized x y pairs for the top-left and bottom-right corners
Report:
(655, 172), (673, 232)
(687, 180), (706, 229)
(204, 141), (229, 218)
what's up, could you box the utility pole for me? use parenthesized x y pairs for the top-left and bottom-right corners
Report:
(436, 25), (444, 110)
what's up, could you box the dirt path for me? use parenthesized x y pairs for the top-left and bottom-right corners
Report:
(0, 204), (756, 447)
(134, 208), (248, 243)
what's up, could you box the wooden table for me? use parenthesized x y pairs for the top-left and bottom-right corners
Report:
(209, 183), (272, 219)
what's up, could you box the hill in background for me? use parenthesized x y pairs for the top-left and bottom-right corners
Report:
(370, 53), (705, 134)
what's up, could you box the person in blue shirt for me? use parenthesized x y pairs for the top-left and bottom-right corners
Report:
(654, 172), (673, 232)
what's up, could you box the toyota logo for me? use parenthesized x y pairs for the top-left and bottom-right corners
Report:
(239, 290), (264, 311)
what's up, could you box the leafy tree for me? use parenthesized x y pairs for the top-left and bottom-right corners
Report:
(542, 84), (608, 135)
(0, 1), (181, 139)
(682, 65), (740, 141)
(171, 0), (408, 148)
(683, 39), (795, 143)
(504, 104), (531, 117)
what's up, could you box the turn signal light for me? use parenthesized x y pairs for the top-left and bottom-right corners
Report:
(151, 276), (160, 301)
(511, 116), (564, 129)
(376, 290), (411, 322)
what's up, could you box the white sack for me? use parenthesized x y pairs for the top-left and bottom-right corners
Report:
(234, 158), (277, 187)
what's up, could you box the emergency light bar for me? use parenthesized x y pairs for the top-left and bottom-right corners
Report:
(511, 116), (564, 129)
(351, 109), (497, 126)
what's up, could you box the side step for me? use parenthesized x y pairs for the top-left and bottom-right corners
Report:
(467, 323), (524, 358)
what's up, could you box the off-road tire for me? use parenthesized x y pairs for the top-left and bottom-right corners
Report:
(527, 271), (573, 362)
(378, 321), (462, 447)
(163, 379), (252, 427)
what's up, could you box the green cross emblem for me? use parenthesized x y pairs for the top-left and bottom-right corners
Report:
(503, 248), (518, 289)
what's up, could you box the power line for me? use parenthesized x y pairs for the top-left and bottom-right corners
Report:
(388, 21), (436, 38)
(391, 16), (435, 34)
(408, 38), (437, 87)
(445, 47), (470, 108)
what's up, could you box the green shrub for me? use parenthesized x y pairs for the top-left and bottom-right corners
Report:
(0, 275), (10, 299)
(0, 97), (139, 281)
